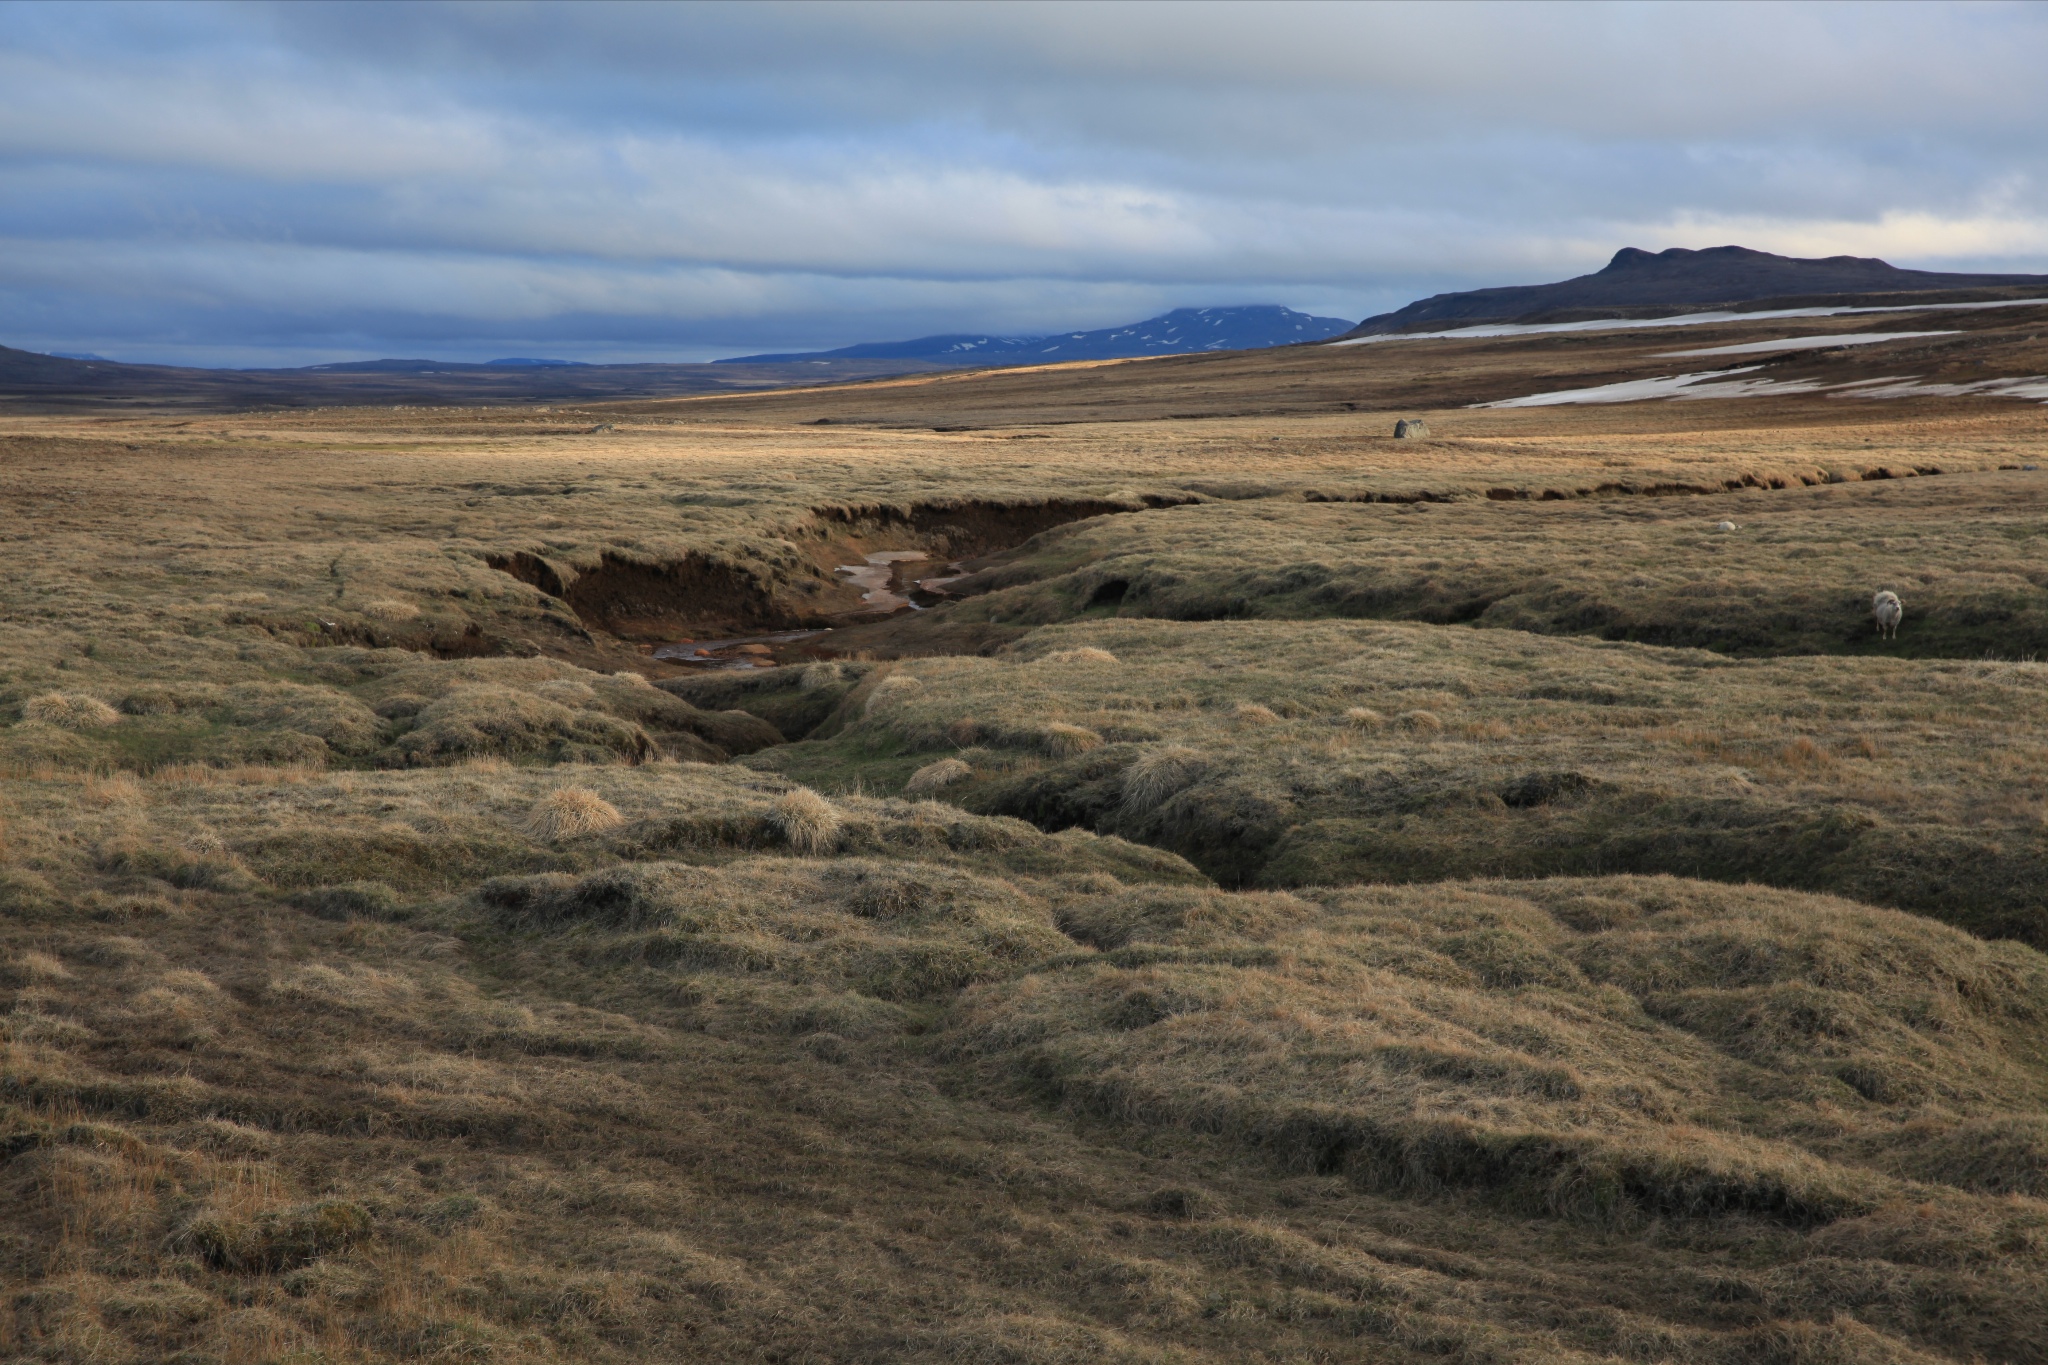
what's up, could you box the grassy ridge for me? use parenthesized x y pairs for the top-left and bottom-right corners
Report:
(6, 763), (2048, 1362)
(952, 876), (2048, 1224)
(921, 470), (2048, 659)
(738, 618), (2048, 943)
(1, 648), (784, 776)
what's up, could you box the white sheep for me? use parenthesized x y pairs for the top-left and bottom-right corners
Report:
(1872, 590), (1903, 640)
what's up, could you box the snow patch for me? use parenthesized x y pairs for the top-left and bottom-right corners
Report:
(1659, 331), (1956, 357)
(1474, 369), (1790, 408)
(1837, 375), (2048, 401)
(1474, 369), (2048, 409)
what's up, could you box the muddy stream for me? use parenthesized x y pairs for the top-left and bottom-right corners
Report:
(653, 551), (966, 668)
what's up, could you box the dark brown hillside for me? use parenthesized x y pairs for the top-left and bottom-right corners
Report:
(0, 344), (963, 412)
(1344, 244), (2048, 335)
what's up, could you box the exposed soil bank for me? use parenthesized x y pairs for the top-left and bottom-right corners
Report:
(487, 547), (802, 641)
(481, 470), (1977, 660)
(800, 496), (1187, 561)
(1305, 463), (1945, 505)
(485, 496), (1188, 645)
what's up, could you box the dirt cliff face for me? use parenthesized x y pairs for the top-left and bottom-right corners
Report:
(482, 497), (1189, 642)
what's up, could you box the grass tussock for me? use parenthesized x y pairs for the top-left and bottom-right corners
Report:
(1037, 646), (1120, 666)
(523, 786), (627, 841)
(22, 692), (121, 730)
(861, 673), (924, 718)
(905, 756), (973, 794)
(1121, 746), (1206, 814)
(770, 787), (843, 854)
(477, 854), (1072, 1001)
(1039, 722), (1104, 758)
(356, 598), (421, 621)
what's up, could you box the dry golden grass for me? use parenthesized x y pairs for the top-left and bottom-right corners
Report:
(927, 467), (2048, 660)
(0, 649), (781, 778)
(904, 756), (973, 794)
(2, 372), (2039, 693)
(522, 786), (626, 841)
(749, 613), (2048, 945)
(1039, 722), (1104, 758)
(769, 787), (843, 855)
(5, 759), (2046, 1362)
(22, 693), (120, 731)
(355, 598), (422, 622)
(1120, 746), (1205, 815)
(956, 875), (2048, 1222)
(5, 333), (2048, 1363)
(80, 772), (142, 807)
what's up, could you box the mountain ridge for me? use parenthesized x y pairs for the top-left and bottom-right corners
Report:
(720, 305), (1354, 365)
(1341, 245), (2048, 337)
(0, 342), (953, 410)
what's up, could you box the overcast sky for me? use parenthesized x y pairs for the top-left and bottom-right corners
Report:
(5, 0), (2048, 367)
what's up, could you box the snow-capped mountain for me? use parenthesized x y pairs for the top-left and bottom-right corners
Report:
(719, 305), (1354, 366)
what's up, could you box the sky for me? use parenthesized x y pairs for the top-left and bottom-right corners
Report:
(4, 0), (2048, 368)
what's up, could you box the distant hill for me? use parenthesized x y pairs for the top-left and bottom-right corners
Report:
(296, 357), (591, 374)
(1, 307), (1351, 410)
(0, 343), (969, 411)
(1342, 245), (2048, 336)
(721, 305), (1354, 366)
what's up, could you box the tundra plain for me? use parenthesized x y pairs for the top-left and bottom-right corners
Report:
(5, 309), (2048, 1364)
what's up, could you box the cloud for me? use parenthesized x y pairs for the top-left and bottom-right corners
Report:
(1632, 209), (2048, 265)
(4, 0), (2048, 364)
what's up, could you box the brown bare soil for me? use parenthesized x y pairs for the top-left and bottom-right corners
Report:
(5, 316), (2048, 1363)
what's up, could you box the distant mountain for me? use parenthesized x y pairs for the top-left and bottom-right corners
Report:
(721, 305), (1354, 366)
(296, 357), (589, 374)
(1342, 246), (2048, 336)
(0, 341), (1002, 411)
(48, 351), (109, 362)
